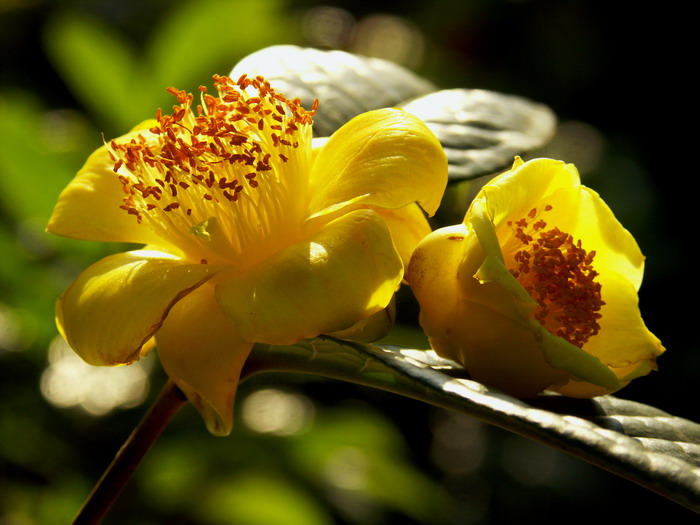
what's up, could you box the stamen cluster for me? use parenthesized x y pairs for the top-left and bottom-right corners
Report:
(507, 205), (605, 347)
(108, 74), (318, 224)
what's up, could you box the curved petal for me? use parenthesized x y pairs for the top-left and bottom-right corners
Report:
(216, 209), (403, 345)
(469, 199), (621, 392)
(328, 296), (396, 343)
(408, 223), (568, 397)
(308, 108), (447, 218)
(477, 157), (580, 227)
(579, 269), (664, 367)
(553, 355), (658, 398)
(156, 283), (253, 436)
(570, 187), (645, 290)
(453, 296), (570, 397)
(47, 123), (166, 246)
(57, 249), (221, 366)
(407, 223), (469, 346)
(481, 159), (644, 289)
(372, 202), (432, 271)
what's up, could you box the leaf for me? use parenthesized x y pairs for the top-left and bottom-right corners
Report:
(401, 89), (557, 182)
(146, 0), (298, 93)
(242, 338), (700, 513)
(231, 46), (556, 182)
(230, 45), (437, 137)
(43, 2), (301, 135)
(43, 11), (142, 132)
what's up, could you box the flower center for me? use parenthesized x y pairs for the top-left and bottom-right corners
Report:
(108, 74), (318, 264)
(506, 205), (604, 348)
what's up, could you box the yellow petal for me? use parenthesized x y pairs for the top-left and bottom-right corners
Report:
(156, 283), (253, 436)
(408, 223), (568, 396)
(372, 202), (432, 271)
(566, 186), (645, 290)
(57, 249), (220, 366)
(569, 269), (664, 369)
(469, 190), (622, 392)
(308, 108), (447, 218)
(407, 224), (469, 346)
(328, 296), (396, 343)
(47, 124), (166, 245)
(476, 157), (580, 228)
(216, 209), (403, 345)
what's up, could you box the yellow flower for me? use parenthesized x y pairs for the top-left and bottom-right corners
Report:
(48, 74), (447, 434)
(407, 157), (664, 398)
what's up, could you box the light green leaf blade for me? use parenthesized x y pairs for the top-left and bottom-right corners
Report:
(199, 471), (333, 525)
(242, 338), (700, 514)
(43, 11), (142, 131)
(147, 0), (299, 93)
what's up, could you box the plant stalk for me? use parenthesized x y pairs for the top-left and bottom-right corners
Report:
(71, 379), (188, 525)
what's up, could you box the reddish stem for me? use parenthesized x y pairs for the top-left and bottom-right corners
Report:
(71, 379), (188, 525)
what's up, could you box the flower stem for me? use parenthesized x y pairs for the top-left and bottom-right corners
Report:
(71, 379), (188, 525)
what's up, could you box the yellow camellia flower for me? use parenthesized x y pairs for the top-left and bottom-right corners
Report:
(407, 157), (664, 398)
(48, 74), (447, 435)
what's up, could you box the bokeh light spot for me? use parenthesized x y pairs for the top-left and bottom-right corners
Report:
(40, 336), (151, 416)
(241, 388), (315, 436)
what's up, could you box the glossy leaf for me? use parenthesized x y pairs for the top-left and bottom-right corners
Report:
(242, 338), (700, 513)
(401, 89), (557, 181)
(230, 45), (436, 137)
(231, 46), (556, 182)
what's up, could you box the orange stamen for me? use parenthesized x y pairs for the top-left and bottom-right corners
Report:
(507, 205), (604, 347)
(108, 75), (318, 224)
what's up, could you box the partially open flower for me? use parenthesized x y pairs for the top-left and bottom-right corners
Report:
(407, 157), (664, 398)
(48, 74), (447, 434)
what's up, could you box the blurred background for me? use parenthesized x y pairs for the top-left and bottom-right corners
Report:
(0, 0), (695, 523)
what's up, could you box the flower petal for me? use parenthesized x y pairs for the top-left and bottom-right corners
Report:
(216, 209), (403, 344)
(156, 283), (252, 436)
(308, 108), (447, 218)
(477, 157), (580, 227)
(480, 158), (644, 288)
(408, 224), (569, 397)
(567, 186), (645, 290)
(571, 269), (664, 370)
(372, 203), (432, 271)
(57, 249), (220, 366)
(469, 198), (622, 392)
(407, 224), (469, 346)
(47, 123), (166, 245)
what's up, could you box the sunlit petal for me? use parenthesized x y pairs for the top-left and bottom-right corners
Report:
(562, 269), (663, 369)
(407, 223), (469, 346)
(216, 209), (403, 344)
(48, 74), (448, 433)
(409, 157), (664, 398)
(308, 108), (447, 218)
(47, 122), (166, 245)
(156, 284), (252, 436)
(372, 202), (432, 271)
(57, 250), (221, 366)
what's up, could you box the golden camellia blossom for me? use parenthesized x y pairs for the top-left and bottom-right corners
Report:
(407, 157), (664, 398)
(48, 74), (447, 434)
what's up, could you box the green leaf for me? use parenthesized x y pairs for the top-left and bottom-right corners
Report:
(0, 90), (94, 222)
(43, 1), (301, 135)
(148, 0), (298, 92)
(43, 11), (142, 132)
(231, 45), (556, 182)
(243, 338), (700, 513)
(230, 45), (436, 137)
(199, 471), (333, 525)
(401, 88), (557, 182)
